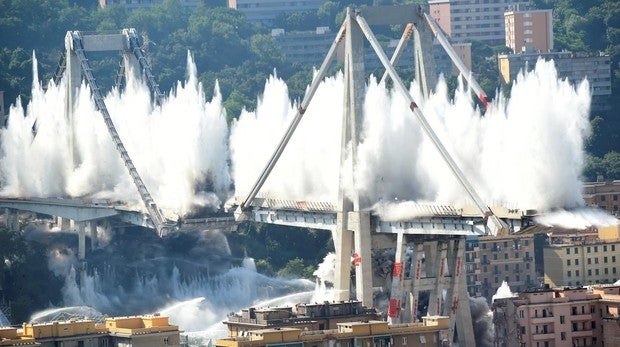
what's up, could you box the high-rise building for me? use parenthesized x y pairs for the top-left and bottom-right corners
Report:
(492, 285), (620, 347)
(465, 234), (538, 301)
(228, 0), (325, 26)
(429, 0), (529, 44)
(504, 8), (553, 53)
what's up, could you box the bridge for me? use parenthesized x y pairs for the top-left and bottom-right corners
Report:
(0, 4), (548, 346)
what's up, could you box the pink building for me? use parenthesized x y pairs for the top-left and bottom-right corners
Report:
(505, 9), (553, 53)
(493, 285), (620, 347)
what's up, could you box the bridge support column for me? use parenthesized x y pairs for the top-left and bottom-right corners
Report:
(65, 32), (82, 167)
(445, 237), (475, 346)
(333, 213), (353, 301)
(428, 240), (448, 316)
(89, 221), (97, 251)
(388, 231), (406, 324)
(77, 222), (86, 260)
(350, 211), (373, 308)
(4, 208), (19, 232)
(406, 243), (424, 322)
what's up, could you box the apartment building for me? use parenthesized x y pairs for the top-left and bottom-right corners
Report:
(429, 0), (529, 44)
(217, 316), (450, 347)
(13, 315), (181, 347)
(99, 0), (202, 9)
(544, 237), (620, 287)
(228, 0), (324, 26)
(497, 51), (612, 111)
(504, 8), (553, 53)
(465, 234), (537, 301)
(583, 180), (620, 217)
(492, 285), (620, 347)
(224, 301), (380, 337)
(0, 327), (39, 346)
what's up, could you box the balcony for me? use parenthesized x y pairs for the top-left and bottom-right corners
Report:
(571, 329), (594, 338)
(532, 332), (555, 340)
(570, 313), (593, 321)
(531, 316), (555, 324)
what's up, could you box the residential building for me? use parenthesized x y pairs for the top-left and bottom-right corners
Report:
(497, 51), (612, 111)
(465, 234), (537, 301)
(224, 301), (380, 337)
(504, 9), (553, 53)
(596, 286), (620, 346)
(228, 0), (325, 26)
(0, 327), (40, 346)
(429, 0), (529, 44)
(493, 285), (620, 347)
(544, 236), (620, 287)
(271, 27), (335, 67)
(216, 316), (450, 347)
(99, 0), (202, 9)
(105, 315), (182, 347)
(21, 319), (107, 347)
(17, 314), (181, 347)
(583, 180), (620, 217)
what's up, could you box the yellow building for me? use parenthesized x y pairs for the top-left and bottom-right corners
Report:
(22, 319), (107, 347)
(17, 314), (181, 347)
(106, 315), (181, 347)
(0, 327), (40, 346)
(216, 316), (450, 347)
(544, 239), (620, 287)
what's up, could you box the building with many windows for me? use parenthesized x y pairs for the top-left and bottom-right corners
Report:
(492, 285), (620, 347)
(217, 316), (450, 347)
(583, 180), (620, 217)
(228, 0), (324, 26)
(497, 51), (612, 111)
(544, 230), (620, 287)
(504, 8), (553, 53)
(99, 0), (202, 9)
(465, 234), (538, 301)
(10, 315), (182, 347)
(429, 0), (529, 44)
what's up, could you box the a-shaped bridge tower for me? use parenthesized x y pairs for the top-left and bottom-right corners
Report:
(59, 29), (171, 236)
(234, 4), (523, 345)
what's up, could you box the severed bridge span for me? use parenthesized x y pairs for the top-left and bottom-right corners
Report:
(0, 5), (543, 345)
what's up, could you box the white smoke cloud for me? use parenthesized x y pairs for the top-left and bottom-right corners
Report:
(230, 59), (591, 212)
(0, 52), (231, 218)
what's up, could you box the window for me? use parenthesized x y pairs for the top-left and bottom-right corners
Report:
(561, 332), (566, 340)
(612, 245), (616, 252)
(594, 246), (598, 252)
(505, 264), (509, 271)
(588, 258), (592, 265)
(402, 337), (407, 345)
(576, 259), (580, 265)
(576, 270), (580, 276)
(567, 270), (572, 277)
(588, 269), (592, 276)
(595, 258), (599, 264)
(566, 248), (571, 255)
(419, 335), (426, 344)
(587, 247), (591, 253)
(567, 259), (571, 266)
(575, 248), (579, 254)
(595, 269), (599, 275)
(519, 310), (525, 318)
(504, 253), (508, 260)
(604, 245), (608, 252)
(164, 337), (170, 345)
(560, 315), (565, 324)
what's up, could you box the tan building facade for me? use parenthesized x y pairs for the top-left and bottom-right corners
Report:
(429, 0), (529, 44)
(544, 240), (620, 287)
(583, 180), (620, 217)
(12, 315), (181, 347)
(504, 9), (553, 53)
(465, 234), (537, 300)
(217, 316), (450, 347)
